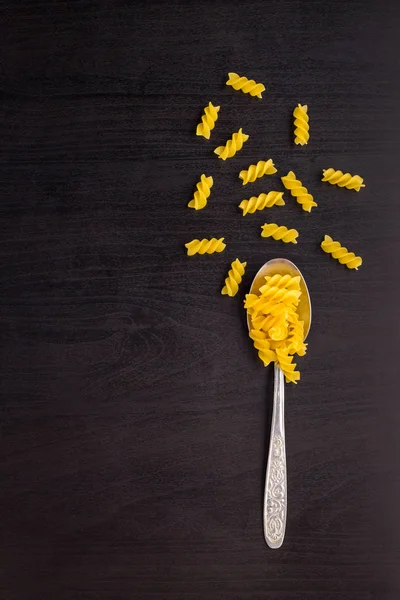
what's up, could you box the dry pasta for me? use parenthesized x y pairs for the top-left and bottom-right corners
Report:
(260, 223), (299, 244)
(185, 237), (226, 256)
(221, 258), (247, 297)
(226, 72), (265, 98)
(214, 128), (249, 160)
(196, 102), (220, 140)
(321, 168), (365, 192)
(281, 171), (317, 212)
(239, 159), (277, 184)
(188, 174), (213, 210)
(275, 348), (300, 384)
(293, 104), (309, 146)
(249, 330), (276, 366)
(245, 273), (306, 382)
(320, 235), (362, 270)
(239, 191), (285, 215)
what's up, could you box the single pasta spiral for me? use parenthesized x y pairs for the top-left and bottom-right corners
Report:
(287, 315), (307, 356)
(268, 323), (289, 342)
(226, 72), (266, 98)
(239, 191), (284, 216)
(263, 274), (301, 291)
(239, 159), (277, 185)
(320, 235), (362, 270)
(221, 258), (247, 297)
(185, 237), (226, 256)
(293, 104), (309, 146)
(281, 171), (317, 212)
(188, 174), (213, 210)
(260, 223), (299, 244)
(248, 299), (294, 321)
(249, 330), (276, 366)
(276, 348), (300, 384)
(256, 285), (301, 306)
(321, 168), (365, 192)
(214, 128), (249, 160)
(196, 102), (220, 139)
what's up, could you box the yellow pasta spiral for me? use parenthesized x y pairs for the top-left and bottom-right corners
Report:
(249, 330), (276, 367)
(320, 235), (362, 270)
(293, 104), (309, 146)
(221, 258), (247, 297)
(196, 102), (220, 140)
(239, 159), (277, 184)
(321, 168), (365, 192)
(268, 323), (289, 342)
(188, 174), (213, 211)
(260, 223), (299, 244)
(276, 348), (300, 384)
(262, 274), (301, 291)
(185, 237), (226, 256)
(287, 315), (307, 356)
(239, 191), (285, 215)
(281, 171), (317, 212)
(256, 285), (301, 306)
(214, 128), (249, 161)
(226, 72), (266, 98)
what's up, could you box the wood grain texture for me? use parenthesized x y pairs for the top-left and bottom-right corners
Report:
(1, 1), (400, 598)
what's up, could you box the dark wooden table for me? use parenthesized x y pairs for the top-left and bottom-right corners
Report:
(1, 1), (400, 598)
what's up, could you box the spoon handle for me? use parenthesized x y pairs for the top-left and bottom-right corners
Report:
(264, 363), (287, 548)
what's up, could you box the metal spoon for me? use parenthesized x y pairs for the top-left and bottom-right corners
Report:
(247, 258), (312, 548)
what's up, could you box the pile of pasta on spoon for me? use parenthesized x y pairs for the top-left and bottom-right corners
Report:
(245, 274), (307, 383)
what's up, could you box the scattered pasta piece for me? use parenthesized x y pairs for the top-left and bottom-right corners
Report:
(196, 102), (220, 140)
(320, 235), (362, 270)
(261, 223), (299, 244)
(281, 171), (317, 212)
(321, 168), (365, 191)
(188, 174), (213, 210)
(214, 128), (249, 160)
(245, 273), (306, 382)
(239, 191), (285, 215)
(239, 159), (277, 184)
(221, 258), (247, 297)
(185, 237), (226, 256)
(293, 104), (309, 146)
(226, 72), (265, 98)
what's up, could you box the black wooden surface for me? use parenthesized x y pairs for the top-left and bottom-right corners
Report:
(1, 1), (400, 598)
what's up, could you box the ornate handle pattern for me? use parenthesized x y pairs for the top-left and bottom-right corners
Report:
(264, 363), (287, 548)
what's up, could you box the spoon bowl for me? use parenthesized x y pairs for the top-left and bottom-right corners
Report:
(247, 257), (312, 337)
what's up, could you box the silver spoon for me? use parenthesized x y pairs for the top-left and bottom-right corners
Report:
(247, 258), (312, 548)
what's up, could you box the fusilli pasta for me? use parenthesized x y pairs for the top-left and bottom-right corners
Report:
(320, 235), (362, 270)
(239, 191), (285, 215)
(226, 72), (266, 98)
(188, 174), (213, 211)
(321, 168), (365, 192)
(221, 258), (247, 297)
(239, 159), (277, 184)
(214, 128), (249, 160)
(260, 223), (299, 244)
(249, 330), (276, 367)
(185, 237), (226, 256)
(293, 104), (309, 146)
(245, 272), (307, 383)
(196, 102), (220, 140)
(281, 171), (317, 212)
(276, 348), (300, 384)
